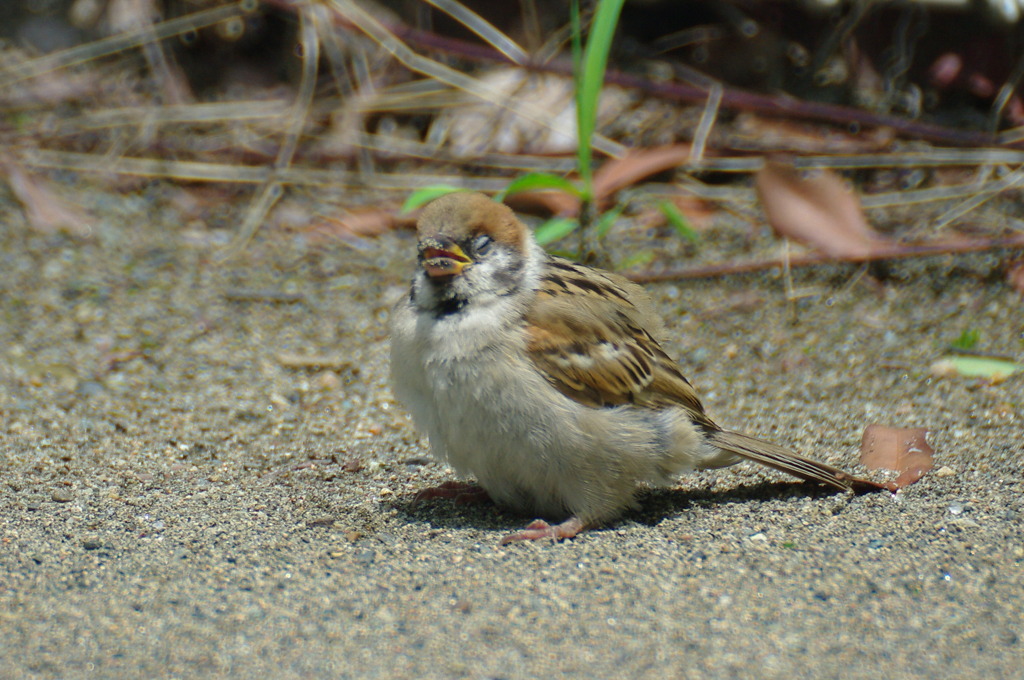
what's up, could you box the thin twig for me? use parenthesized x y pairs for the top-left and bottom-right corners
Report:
(334, 13), (1014, 149)
(628, 235), (1024, 282)
(325, 0), (626, 157)
(216, 3), (321, 261)
(19, 148), (510, 191)
(689, 82), (722, 166)
(0, 1), (252, 87)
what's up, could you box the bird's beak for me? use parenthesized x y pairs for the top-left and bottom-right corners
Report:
(418, 236), (472, 279)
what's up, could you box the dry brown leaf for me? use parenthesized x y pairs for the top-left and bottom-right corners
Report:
(504, 145), (697, 219)
(592, 144), (694, 202)
(860, 424), (934, 488)
(756, 160), (884, 259)
(504, 191), (581, 218)
(301, 207), (404, 247)
(0, 156), (94, 237)
(1007, 259), (1024, 294)
(318, 208), (397, 237)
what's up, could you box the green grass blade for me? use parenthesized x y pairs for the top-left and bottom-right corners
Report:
(534, 217), (579, 245)
(616, 249), (654, 270)
(594, 204), (624, 239)
(500, 173), (583, 200)
(658, 200), (700, 243)
(575, 0), (625, 200)
(951, 329), (980, 350)
(401, 186), (465, 213)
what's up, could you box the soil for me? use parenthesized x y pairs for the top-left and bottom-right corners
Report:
(1, 180), (1022, 679)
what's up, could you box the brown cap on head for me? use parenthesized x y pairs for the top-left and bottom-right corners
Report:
(417, 192), (527, 251)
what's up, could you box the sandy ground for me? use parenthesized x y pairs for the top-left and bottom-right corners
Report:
(1, 186), (1022, 679)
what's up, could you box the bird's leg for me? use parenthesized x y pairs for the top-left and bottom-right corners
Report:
(413, 480), (491, 505)
(500, 517), (586, 545)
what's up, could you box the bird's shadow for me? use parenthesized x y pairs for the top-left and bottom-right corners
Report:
(392, 479), (846, 534)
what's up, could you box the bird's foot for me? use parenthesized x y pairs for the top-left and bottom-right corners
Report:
(500, 517), (585, 545)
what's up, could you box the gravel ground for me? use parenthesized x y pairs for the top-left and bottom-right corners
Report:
(1, 187), (1022, 679)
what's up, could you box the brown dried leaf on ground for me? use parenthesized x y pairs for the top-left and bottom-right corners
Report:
(1007, 259), (1024, 294)
(755, 160), (885, 258)
(504, 145), (699, 219)
(592, 144), (694, 202)
(860, 424), (934, 488)
(504, 191), (581, 218)
(0, 156), (94, 237)
(305, 207), (403, 246)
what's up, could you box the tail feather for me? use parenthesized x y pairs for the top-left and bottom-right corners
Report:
(707, 429), (893, 494)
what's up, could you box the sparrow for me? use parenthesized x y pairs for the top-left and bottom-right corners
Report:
(389, 192), (889, 544)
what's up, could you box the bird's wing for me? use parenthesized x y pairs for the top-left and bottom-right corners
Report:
(523, 258), (894, 494)
(523, 257), (715, 429)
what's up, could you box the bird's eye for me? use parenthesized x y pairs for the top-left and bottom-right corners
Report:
(473, 234), (493, 254)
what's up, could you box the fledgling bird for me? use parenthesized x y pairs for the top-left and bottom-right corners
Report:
(390, 192), (887, 544)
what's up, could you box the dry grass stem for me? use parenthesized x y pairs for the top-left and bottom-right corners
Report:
(350, 132), (577, 172)
(54, 102), (290, 134)
(217, 2), (322, 261)
(421, 0), (529, 64)
(20, 148), (508, 193)
(0, 1), (251, 88)
(932, 166), (1024, 230)
(326, 0), (626, 158)
(1, 0), (1021, 272)
(689, 82), (722, 166)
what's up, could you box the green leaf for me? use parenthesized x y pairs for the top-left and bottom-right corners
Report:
(951, 328), (980, 351)
(616, 249), (654, 270)
(401, 186), (465, 214)
(570, 0), (586, 194)
(658, 200), (699, 243)
(534, 217), (578, 246)
(595, 204), (624, 239)
(500, 173), (583, 200)
(573, 0), (625, 202)
(937, 355), (1022, 379)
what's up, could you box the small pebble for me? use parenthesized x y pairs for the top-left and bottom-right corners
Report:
(51, 489), (74, 503)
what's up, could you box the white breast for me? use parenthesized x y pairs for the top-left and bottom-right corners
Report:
(390, 291), (712, 523)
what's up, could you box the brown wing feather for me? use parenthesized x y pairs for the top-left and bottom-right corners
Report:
(523, 258), (892, 493)
(708, 430), (897, 493)
(524, 257), (715, 429)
